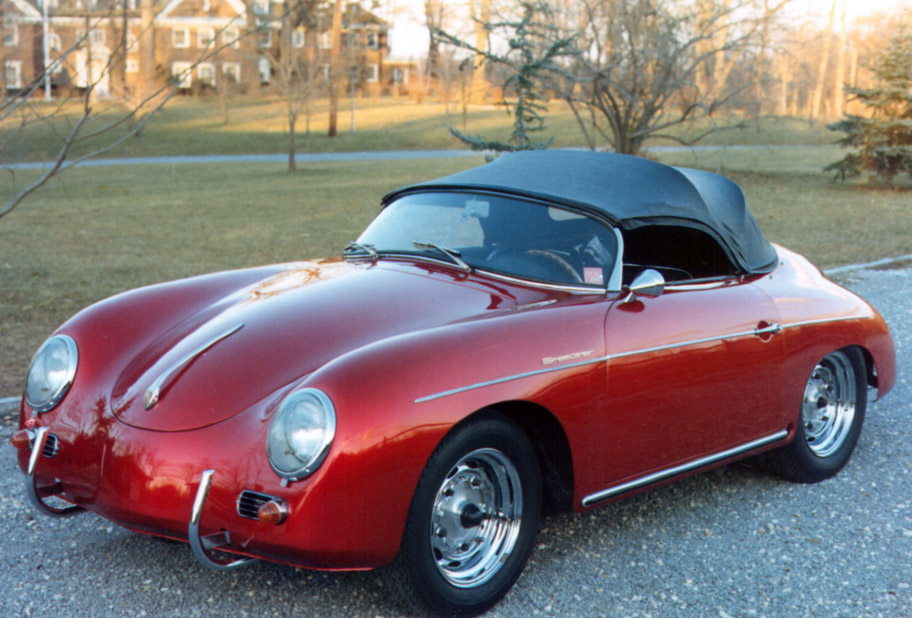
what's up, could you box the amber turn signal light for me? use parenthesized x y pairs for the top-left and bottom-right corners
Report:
(10, 429), (32, 451)
(257, 499), (289, 525)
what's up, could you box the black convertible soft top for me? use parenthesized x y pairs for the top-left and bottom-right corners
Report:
(383, 150), (778, 275)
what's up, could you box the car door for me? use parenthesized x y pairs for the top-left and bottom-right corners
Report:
(600, 277), (785, 487)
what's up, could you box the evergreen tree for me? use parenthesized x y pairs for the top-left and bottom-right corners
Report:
(436, 1), (576, 154)
(826, 32), (912, 183)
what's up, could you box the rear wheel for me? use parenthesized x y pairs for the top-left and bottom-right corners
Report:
(768, 347), (867, 483)
(392, 414), (541, 616)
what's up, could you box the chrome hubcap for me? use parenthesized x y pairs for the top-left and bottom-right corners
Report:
(430, 448), (522, 588)
(802, 351), (857, 458)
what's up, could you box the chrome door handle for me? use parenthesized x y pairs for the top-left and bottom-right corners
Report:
(754, 322), (782, 337)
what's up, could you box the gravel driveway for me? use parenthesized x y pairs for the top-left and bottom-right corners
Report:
(1, 265), (909, 618)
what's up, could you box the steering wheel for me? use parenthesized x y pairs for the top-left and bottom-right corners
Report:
(523, 250), (583, 283)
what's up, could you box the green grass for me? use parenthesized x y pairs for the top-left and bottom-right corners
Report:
(2, 96), (837, 163)
(2, 146), (909, 397)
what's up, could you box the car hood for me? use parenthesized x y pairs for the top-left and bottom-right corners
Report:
(110, 260), (516, 431)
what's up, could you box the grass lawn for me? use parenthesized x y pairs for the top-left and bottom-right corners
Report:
(1, 96), (835, 163)
(1, 146), (909, 396)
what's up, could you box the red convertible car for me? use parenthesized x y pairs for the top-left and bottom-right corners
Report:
(13, 151), (895, 615)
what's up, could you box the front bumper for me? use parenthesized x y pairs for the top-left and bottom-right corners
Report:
(14, 395), (404, 571)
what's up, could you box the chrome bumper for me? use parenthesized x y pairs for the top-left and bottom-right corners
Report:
(24, 427), (84, 517)
(23, 428), (258, 570)
(188, 469), (257, 571)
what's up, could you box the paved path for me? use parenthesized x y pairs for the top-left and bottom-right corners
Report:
(4, 149), (484, 170)
(1, 263), (909, 618)
(4, 145), (811, 170)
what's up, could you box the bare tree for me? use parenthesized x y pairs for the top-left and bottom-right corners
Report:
(559, 0), (789, 156)
(467, 0), (492, 103)
(267, 0), (323, 170)
(424, 0), (445, 82)
(1, 4), (258, 220)
(327, 0), (343, 137)
(810, 0), (837, 118)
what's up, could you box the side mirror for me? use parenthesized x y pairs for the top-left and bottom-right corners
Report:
(622, 269), (665, 304)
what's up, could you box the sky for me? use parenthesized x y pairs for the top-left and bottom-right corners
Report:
(382, 0), (912, 59)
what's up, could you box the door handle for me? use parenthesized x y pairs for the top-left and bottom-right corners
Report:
(754, 321), (782, 338)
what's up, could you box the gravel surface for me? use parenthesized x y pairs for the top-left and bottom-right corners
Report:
(1, 266), (909, 618)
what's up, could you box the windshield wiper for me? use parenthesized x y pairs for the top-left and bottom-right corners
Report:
(342, 241), (378, 262)
(412, 241), (472, 273)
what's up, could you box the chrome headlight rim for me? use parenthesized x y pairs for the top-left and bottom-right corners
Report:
(25, 334), (79, 414)
(266, 387), (336, 484)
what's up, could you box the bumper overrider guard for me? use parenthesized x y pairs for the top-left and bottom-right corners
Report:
(20, 431), (262, 571)
(189, 469), (256, 571)
(24, 427), (84, 517)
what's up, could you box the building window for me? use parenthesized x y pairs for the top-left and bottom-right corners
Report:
(222, 62), (240, 83)
(47, 31), (62, 51)
(366, 63), (378, 83)
(198, 27), (214, 48)
(172, 61), (192, 88)
(4, 60), (21, 89)
(90, 29), (105, 45)
(198, 63), (215, 86)
(393, 67), (408, 85)
(366, 31), (378, 49)
(254, 0), (268, 15)
(321, 63), (330, 80)
(172, 27), (189, 48)
(5, 60), (22, 89)
(258, 28), (272, 48)
(224, 27), (240, 49)
(291, 29), (304, 49)
(126, 31), (138, 51)
(126, 58), (139, 73)
(258, 56), (271, 83)
(318, 31), (331, 50)
(39, 0), (60, 8)
(202, 0), (210, 10)
(3, 22), (18, 47)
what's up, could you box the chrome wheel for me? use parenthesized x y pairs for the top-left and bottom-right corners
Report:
(802, 351), (858, 458)
(429, 447), (523, 589)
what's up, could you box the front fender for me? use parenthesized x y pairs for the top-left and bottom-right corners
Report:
(304, 297), (612, 562)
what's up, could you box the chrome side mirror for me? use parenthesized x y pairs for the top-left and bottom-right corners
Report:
(621, 269), (665, 304)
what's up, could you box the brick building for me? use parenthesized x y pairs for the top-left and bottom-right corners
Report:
(1, 0), (408, 97)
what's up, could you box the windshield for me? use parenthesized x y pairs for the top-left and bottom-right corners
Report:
(355, 192), (618, 288)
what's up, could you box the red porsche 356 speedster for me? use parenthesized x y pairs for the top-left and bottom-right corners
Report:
(13, 151), (895, 615)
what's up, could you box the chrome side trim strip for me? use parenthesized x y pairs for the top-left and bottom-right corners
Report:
(144, 323), (244, 410)
(414, 314), (871, 404)
(415, 354), (613, 403)
(581, 429), (789, 507)
(781, 315), (863, 329)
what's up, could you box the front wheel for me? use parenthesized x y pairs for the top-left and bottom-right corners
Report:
(767, 347), (867, 483)
(392, 414), (541, 616)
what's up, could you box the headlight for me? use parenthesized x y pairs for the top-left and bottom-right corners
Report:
(266, 388), (336, 484)
(25, 335), (78, 414)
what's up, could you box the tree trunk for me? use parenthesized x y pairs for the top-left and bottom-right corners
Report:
(328, 0), (343, 137)
(244, 0), (261, 97)
(811, 0), (837, 119)
(469, 0), (490, 104)
(139, 0), (155, 91)
(288, 110), (297, 172)
(833, 0), (847, 118)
